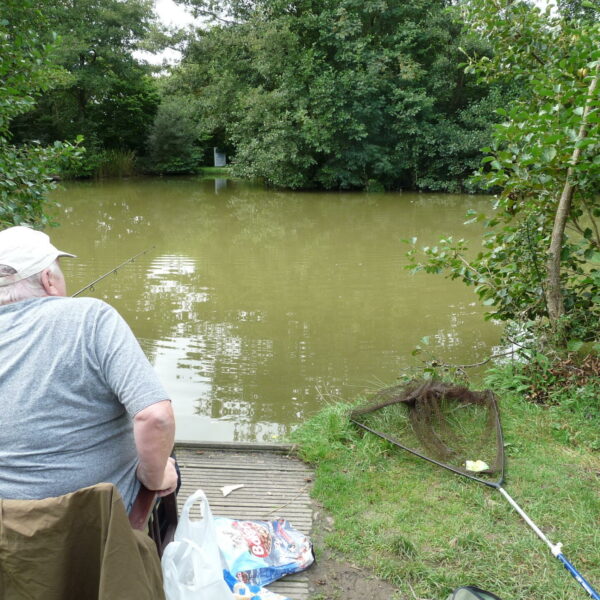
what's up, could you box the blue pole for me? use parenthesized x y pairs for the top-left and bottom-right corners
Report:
(497, 486), (599, 599)
(556, 553), (600, 599)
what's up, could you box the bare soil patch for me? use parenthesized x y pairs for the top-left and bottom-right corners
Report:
(307, 501), (401, 600)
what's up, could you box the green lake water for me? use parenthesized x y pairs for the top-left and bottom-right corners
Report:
(51, 177), (502, 442)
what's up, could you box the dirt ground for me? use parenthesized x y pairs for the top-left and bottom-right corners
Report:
(306, 502), (401, 600)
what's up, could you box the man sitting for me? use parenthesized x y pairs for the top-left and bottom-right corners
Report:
(0, 226), (177, 511)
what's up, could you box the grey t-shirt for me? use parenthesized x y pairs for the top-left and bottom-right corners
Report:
(0, 296), (169, 510)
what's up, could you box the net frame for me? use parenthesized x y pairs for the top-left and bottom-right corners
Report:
(350, 380), (506, 488)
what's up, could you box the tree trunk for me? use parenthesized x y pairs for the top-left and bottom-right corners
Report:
(546, 66), (599, 323)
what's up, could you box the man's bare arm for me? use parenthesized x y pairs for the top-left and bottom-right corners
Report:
(133, 400), (177, 493)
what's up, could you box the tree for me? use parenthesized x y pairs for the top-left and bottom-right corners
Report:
(170, 0), (502, 190)
(9, 0), (160, 175)
(409, 0), (600, 343)
(0, 0), (81, 229)
(145, 96), (205, 174)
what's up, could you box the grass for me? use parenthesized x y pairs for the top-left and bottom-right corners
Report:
(291, 373), (600, 600)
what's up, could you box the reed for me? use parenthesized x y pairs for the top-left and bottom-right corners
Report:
(95, 149), (137, 178)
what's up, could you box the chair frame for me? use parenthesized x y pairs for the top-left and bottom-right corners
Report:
(128, 485), (178, 557)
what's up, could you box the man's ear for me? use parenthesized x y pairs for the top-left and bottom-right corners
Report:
(40, 268), (63, 297)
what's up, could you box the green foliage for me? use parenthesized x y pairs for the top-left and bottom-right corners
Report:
(409, 0), (600, 343)
(0, 140), (82, 229)
(171, 0), (503, 190)
(557, 0), (600, 21)
(9, 0), (160, 178)
(0, 0), (82, 229)
(145, 97), (204, 174)
(484, 357), (600, 450)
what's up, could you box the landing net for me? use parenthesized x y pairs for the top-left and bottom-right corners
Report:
(351, 380), (600, 598)
(350, 380), (505, 487)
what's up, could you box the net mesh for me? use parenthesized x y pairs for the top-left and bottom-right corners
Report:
(350, 380), (504, 483)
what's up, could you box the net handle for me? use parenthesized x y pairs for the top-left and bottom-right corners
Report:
(497, 486), (600, 599)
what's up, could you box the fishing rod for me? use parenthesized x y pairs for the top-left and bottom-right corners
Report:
(71, 246), (155, 298)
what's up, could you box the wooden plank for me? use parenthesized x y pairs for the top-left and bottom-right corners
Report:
(177, 448), (308, 463)
(180, 484), (312, 493)
(176, 461), (308, 473)
(178, 483), (311, 497)
(178, 453), (305, 462)
(177, 479), (311, 489)
(180, 503), (312, 518)
(178, 474), (312, 486)
(174, 442), (315, 599)
(176, 440), (295, 452)
(178, 467), (311, 476)
(178, 462), (309, 472)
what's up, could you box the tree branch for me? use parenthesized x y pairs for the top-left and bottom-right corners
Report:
(429, 349), (518, 370)
(192, 9), (240, 25)
(546, 64), (599, 322)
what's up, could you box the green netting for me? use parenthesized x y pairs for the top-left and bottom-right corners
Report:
(350, 380), (505, 487)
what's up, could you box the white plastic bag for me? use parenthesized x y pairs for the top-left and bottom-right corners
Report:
(162, 489), (235, 600)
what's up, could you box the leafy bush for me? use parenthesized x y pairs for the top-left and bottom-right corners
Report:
(145, 98), (204, 175)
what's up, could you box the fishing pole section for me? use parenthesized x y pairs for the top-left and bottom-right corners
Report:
(71, 246), (155, 298)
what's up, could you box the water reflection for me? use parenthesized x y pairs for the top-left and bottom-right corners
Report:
(52, 178), (502, 442)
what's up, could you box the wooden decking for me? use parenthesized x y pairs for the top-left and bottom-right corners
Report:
(175, 441), (314, 600)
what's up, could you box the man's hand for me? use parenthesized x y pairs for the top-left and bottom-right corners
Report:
(156, 457), (178, 497)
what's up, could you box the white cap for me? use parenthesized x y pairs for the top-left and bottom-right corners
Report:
(0, 226), (76, 287)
